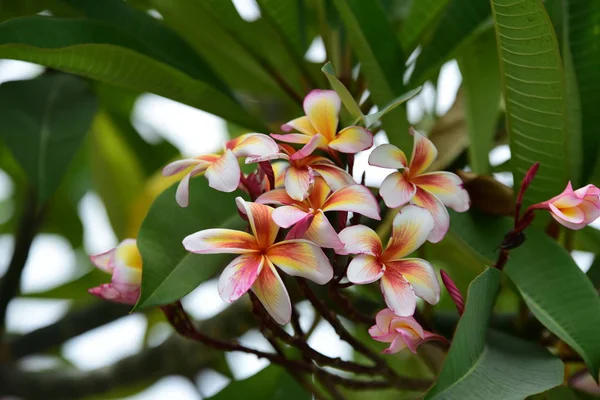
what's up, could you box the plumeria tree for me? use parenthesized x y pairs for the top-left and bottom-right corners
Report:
(0, 0), (599, 399)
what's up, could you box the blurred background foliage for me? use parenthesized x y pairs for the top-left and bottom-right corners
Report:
(0, 0), (598, 398)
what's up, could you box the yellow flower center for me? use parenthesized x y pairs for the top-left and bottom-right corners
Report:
(115, 241), (143, 270)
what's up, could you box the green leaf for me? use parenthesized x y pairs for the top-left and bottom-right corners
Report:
(0, 73), (97, 203)
(255, 0), (307, 57)
(363, 87), (423, 128)
(0, 17), (265, 131)
(136, 179), (244, 309)
(410, 0), (491, 86)
(321, 62), (364, 123)
(458, 29), (501, 175)
(399, 0), (451, 52)
(491, 0), (570, 208)
(448, 211), (600, 378)
(332, 0), (410, 149)
(207, 366), (310, 400)
(426, 268), (563, 399)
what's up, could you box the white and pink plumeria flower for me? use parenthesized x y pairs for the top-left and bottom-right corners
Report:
(272, 90), (373, 160)
(163, 133), (279, 207)
(256, 177), (380, 249)
(369, 128), (470, 243)
(182, 198), (333, 324)
(369, 309), (444, 354)
(89, 239), (142, 305)
(337, 205), (440, 317)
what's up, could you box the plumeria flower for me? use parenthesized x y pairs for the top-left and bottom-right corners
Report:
(337, 205), (440, 316)
(182, 198), (333, 324)
(369, 309), (444, 354)
(163, 133), (279, 207)
(271, 90), (373, 160)
(249, 143), (355, 201)
(529, 182), (600, 230)
(256, 177), (380, 249)
(89, 239), (142, 305)
(369, 128), (470, 243)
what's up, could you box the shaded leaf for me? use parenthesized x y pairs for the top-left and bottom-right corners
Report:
(399, 0), (451, 52)
(363, 87), (422, 129)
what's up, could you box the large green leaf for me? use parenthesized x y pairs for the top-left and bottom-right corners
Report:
(449, 210), (600, 378)
(136, 178), (244, 309)
(0, 73), (97, 203)
(332, 0), (410, 149)
(256, 0), (307, 57)
(410, 0), (491, 86)
(207, 366), (309, 400)
(458, 29), (500, 175)
(426, 268), (563, 399)
(0, 17), (264, 130)
(399, 0), (451, 52)
(491, 0), (570, 207)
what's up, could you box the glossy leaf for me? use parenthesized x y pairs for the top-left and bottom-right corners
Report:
(458, 29), (500, 175)
(0, 17), (264, 130)
(448, 211), (600, 378)
(0, 73), (97, 203)
(427, 268), (563, 399)
(136, 178), (244, 309)
(491, 0), (570, 208)
(321, 62), (364, 123)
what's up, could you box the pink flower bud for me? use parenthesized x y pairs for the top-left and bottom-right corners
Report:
(88, 239), (142, 305)
(531, 182), (600, 230)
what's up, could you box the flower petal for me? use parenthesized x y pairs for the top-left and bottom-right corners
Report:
(311, 162), (356, 190)
(337, 225), (382, 256)
(307, 176), (331, 209)
(281, 116), (317, 136)
(290, 134), (328, 160)
(548, 182), (580, 208)
(231, 133), (279, 158)
(409, 129), (437, 176)
(256, 189), (296, 206)
(183, 229), (259, 254)
(218, 254), (264, 303)
(322, 184), (380, 220)
(368, 324), (393, 343)
(162, 155), (218, 176)
(379, 172), (417, 209)
(285, 213), (314, 240)
(205, 150), (241, 193)
(272, 206), (310, 228)
(285, 165), (315, 201)
(303, 210), (344, 249)
(385, 259), (440, 305)
(175, 164), (208, 207)
(329, 126), (373, 153)
(411, 188), (450, 243)
(236, 198), (279, 248)
(380, 268), (417, 317)
(112, 264), (142, 290)
(574, 184), (600, 198)
(412, 172), (470, 212)
(549, 203), (584, 224)
(304, 89), (340, 141)
(382, 334), (408, 354)
(252, 259), (292, 324)
(88, 284), (139, 305)
(347, 254), (384, 284)
(384, 204), (435, 260)
(90, 248), (115, 273)
(368, 144), (407, 169)
(266, 239), (333, 284)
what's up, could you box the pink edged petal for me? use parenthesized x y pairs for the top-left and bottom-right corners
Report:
(251, 259), (292, 324)
(581, 197), (600, 224)
(272, 162), (289, 189)
(411, 188), (450, 243)
(205, 150), (241, 193)
(380, 268), (417, 317)
(398, 330), (424, 354)
(379, 172), (417, 209)
(256, 189), (296, 206)
(183, 228), (259, 254)
(272, 206), (310, 228)
(548, 203), (584, 224)
(270, 133), (313, 144)
(285, 214), (314, 239)
(245, 153), (288, 164)
(384, 204), (435, 260)
(218, 253), (264, 303)
(307, 177), (331, 209)
(90, 248), (115, 273)
(368, 144), (408, 169)
(574, 184), (600, 198)
(548, 182), (580, 208)
(281, 116), (317, 136)
(329, 126), (373, 153)
(322, 184), (381, 220)
(386, 259), (440, 305)
(412, 172), (470, 212)
(266, 239), (333, 284)
(382, 334), (408, 354)
(409, 129), (438, 176)
(311, 162), (356, 190)
(175, 163), (209, 207)
(337, 225), (382, 256)
(375, 308), (397, 333)
(368, 325), (395, 343)
(390, 316), (425, 338)
(304, 89), (341, 141)
(347, 254), (384, 284)
(112, 264), (142, 290)
(89, 284), (139, 305)
(231, 133), (279, 158)
(303, 210), (344, 249)
(235, 198), (279, 248)
(290, 134), (328, 160)
(285, 165), (315, 201)
(162, 154), (219, 176)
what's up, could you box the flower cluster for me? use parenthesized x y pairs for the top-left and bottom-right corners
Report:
(88, 89), (600, 356)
